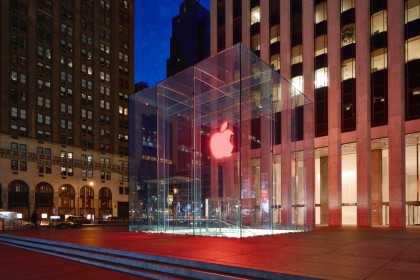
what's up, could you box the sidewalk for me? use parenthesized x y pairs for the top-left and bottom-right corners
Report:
(1, 226), (420, 279)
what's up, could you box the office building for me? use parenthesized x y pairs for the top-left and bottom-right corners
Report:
(0, 0), (133, 221)
(211, 0), (420, 227)
(167, 0), (210, 77)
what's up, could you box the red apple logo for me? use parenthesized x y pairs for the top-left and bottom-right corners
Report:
(210, 122), (234, 159)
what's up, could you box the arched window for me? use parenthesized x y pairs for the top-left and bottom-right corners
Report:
(99, 187), (112, 209)
(35, 182), (53, 208)
(80, 186), (94, 208)
(59, 184), (75, 209)
(8, 180), (29, 208)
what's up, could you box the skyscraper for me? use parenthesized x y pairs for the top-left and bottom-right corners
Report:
(211, 0), (420, 227)
(0, 0), (133, 221)
(167, 0), (210, 77)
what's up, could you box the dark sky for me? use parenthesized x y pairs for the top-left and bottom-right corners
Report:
(134, 0), (210, 87)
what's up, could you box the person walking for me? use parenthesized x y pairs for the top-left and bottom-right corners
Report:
(31, 211), (38, 229)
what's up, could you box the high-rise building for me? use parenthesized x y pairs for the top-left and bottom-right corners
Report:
(0, 0), (133, 221)
(211, 0), (420, 227)
(166, 0), (210, 77)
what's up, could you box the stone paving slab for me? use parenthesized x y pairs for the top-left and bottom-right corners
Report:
(1, 226), (420, 279)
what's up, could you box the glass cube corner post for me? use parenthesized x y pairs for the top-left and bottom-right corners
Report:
(129, 44), (314, 237)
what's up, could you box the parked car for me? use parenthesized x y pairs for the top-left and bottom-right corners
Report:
(66, 216), (90, 225)
(20, 220), (35, 229)
(55, 220), (81, 229)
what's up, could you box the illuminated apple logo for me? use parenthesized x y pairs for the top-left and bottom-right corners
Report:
(210, 122), (233, 159)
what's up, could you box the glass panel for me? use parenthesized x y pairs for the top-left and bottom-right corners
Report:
(315, 2), (327, 24)
(342, 144), (357, 225)
(406, 134), (420, 225)
(129, 44), (313, 237)
(371, 10), (387, 35)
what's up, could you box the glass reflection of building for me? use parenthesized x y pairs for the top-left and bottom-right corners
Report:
(211, 0), (420, 227)
(130, 44), (313, 237)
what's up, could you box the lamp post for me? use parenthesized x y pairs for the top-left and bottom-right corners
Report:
(85, 181), (93, 218)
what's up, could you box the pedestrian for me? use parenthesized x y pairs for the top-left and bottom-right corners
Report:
(31, 211), (38, 229)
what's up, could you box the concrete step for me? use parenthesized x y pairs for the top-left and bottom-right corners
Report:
(0, 234), (308, 280)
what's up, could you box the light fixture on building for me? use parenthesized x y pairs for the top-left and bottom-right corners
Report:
(412, 88), (420, 95)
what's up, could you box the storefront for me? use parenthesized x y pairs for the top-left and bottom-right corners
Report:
(129, 44), (313, 237)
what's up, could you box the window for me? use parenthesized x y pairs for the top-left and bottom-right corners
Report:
(291, 45), (302, 65)
(315, 35), (327, 56)
(406, 0), (420, 23)
(11, 71), (18, 81)
(341, 59), (356, 81)
(291, 76), (303, 93)
(371, 11), (387, 35)
(341, 0), (354, 12)
(315, 67), (328, 89)
(315, 1), (327, 24)
(371, 48), (388, 72)
(11, 160), (19, 171)
(341, 24), (355, 47)
(406, 36), (420, 62)
(251, 6), (260, 25)
(11, 107), (18, 118)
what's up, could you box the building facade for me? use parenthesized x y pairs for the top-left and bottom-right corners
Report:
(166, 0), (210, 77)
(0, 0), (133, 221)
(211, 0), (420, 227)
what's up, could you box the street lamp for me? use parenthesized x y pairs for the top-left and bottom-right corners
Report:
(85, 181), (93, 218)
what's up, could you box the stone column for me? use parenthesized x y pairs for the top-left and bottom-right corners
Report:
(280, 0), (292, 227)
(302, 0), (315, 227)
(320, 156), (329, 224)
(387, 0), (406, 227)
(327, 0), (342, 226)
(355, 0), (372, 227)
(241, 0), (250, 47)
(225, 0), (233, 48)
(371, 150), (383, 225)
(259, 0), (270, 62)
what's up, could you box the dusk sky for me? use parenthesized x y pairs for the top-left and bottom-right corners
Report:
(134, 0), (210, 87)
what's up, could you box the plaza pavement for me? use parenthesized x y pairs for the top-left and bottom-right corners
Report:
(1, 225), (420, 279)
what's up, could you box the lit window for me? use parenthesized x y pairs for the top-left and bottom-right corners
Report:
(315, 2), (327, 24)
(371, 11), (387, 35)
(315, 68), (328, 89)
(406, 0), (420, 23)
(251, 7), (260, 25)
(341, 0), (354, 12)
(291, 76), (303, 94)
(270, 25), (279, 44)
(315, 35), (327, 56)
(371, 48), (388, 72)
(406, 35), (420, 62)
(341, 24), (355, 47)
(11, 71), (18, 81)
(341, 59), (356, 81)
(291, 45), (302, 65)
